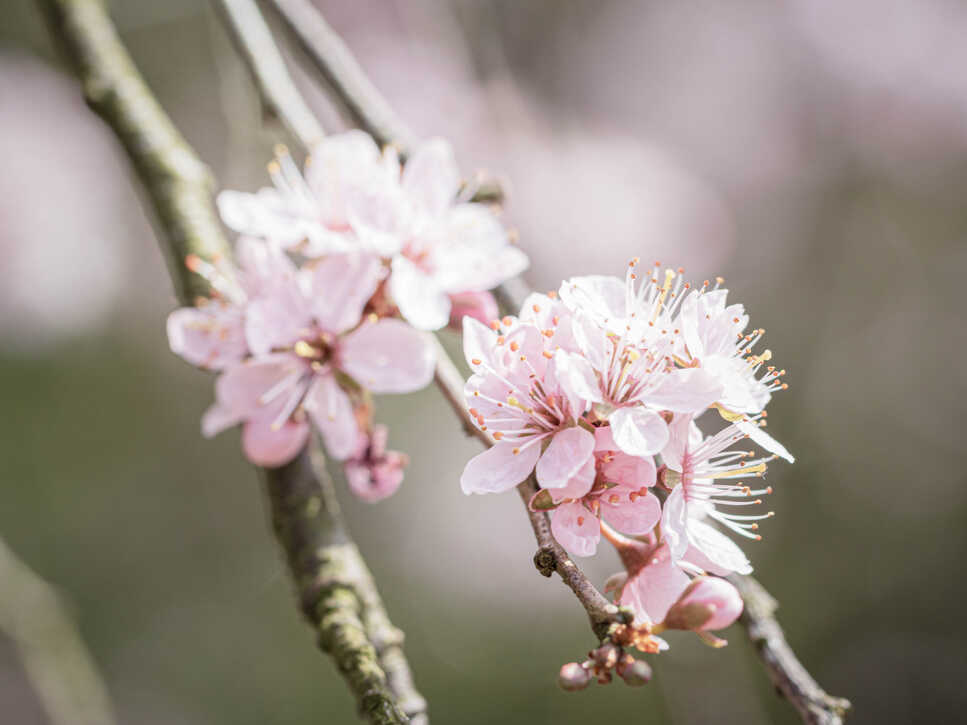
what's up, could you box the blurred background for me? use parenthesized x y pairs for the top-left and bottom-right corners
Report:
(1, 0), (965, 722)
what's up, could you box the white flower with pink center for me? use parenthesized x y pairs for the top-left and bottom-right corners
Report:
(659, 412), (794, 576)
(217, 131), (528, 331)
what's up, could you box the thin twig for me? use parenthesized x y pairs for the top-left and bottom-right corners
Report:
(730, 576), (851, 724)
(268, 2), (852, 719)
(39, 2), (421, 721)
(213, 0), (325, 149)
(0, 537), (117, 725)
(264, 0), (503, 203)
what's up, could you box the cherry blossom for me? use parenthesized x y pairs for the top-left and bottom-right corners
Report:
(216, 131), (528, 331)
(169, 247), (435, 467)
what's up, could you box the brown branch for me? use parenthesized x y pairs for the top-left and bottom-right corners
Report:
(214, 0), (325, 149)
(39, 1), (421, 721)
(729, 576), (851, 724)
(263, 0), (502, 204)
(0, 537), (117, 725)
(265, 3), (852, 720)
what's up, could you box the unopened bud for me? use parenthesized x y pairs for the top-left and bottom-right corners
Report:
(591, 642), (620, 668)
(617, 658), (652, 686)
(558, 662), (591, 692)
(662, 577), (743, 632)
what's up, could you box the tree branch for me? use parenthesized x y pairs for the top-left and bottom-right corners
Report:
(0, 537), (117, 725)
(213, 0), (325, 149)
(263, 0), (502, 203)
(39, 1), (422, 721)
(265, 2), (852, 719)
(729, 575), (851, 724)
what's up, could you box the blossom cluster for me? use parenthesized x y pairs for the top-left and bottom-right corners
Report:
(167, 131), (527, 500)
(460, 260), (793, 645)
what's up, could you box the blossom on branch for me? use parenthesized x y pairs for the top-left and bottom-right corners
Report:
(216, 131), (528, 331)
(459, 259), (794, 650)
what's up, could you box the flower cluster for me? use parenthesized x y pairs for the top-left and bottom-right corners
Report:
(167, 131), (527, 499)
(460, 260), (792, 646)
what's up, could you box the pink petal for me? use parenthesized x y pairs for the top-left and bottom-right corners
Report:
(401, 138), (460, 216)
(241, 419), (310, 467)
(600, 451), (656, 490)
(550, 501), (600, 557)
(601, 490), (661, 535)
(339, 319), (435, 394)
(244, 287), (312, 357)
(673, 576), (744, 631)
(647, 367), (723, 413)
(306, 252), (384, 335)
(559, 275), (626, 325)
(431, 205), (529, 292)
(460, 440), (541, 495)
(535, 427), (596, 490)
(548, 455), (597, 503)
(448, 290), (499, 329)
(345, 460), (404, 503)
(201, 402), (241, 438)
(214, 355), (308, 419)
(389, 256), (451, 331)
(609, 407), (669, 457)
(167, 305), (246, 370)
(550, 350), (602, 414)
(303, 374), (358, 460)
(619, 543), (690, 624)
(462, 316), (499, 370)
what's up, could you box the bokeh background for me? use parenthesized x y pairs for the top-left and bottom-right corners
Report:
(2, 1), (965, 722)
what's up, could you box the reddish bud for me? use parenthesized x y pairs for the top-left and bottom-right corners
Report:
(617, 658), (652, 686)
(558, 662), (591, 692)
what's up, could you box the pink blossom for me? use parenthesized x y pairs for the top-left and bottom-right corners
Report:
(617, 542), (690, 626)
(459, 315), (601, 495)
(549, 426), (662, 557)
(447, 289), (499, 329)
(174, 250), (435, 467)
(659, 412), (793, 576)
(217, 132), (528, 331)
(343, 425), (408, 502)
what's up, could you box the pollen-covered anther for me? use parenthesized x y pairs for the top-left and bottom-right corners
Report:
(489, 320), (501, 331)
(471, 358), (482, 365)
(512, 447), (520, 455)
(502, 316), (513, 327)
(493, 431), (504, 440)
(542, 350), (554, 359)
(532, 304), (541, 313)
(509, 341), (520, 352)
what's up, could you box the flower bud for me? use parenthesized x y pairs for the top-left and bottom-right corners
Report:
(448, 290), (499, 329)
(617, 658), (652, 686)
(662, 576), (743, 632)
(590, 642), (620, 669)
(558, 662), (591, 692)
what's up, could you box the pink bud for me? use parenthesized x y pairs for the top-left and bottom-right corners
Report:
(447, 290), (499, 329)
(662, 577), (743, 631)
(558, 662), (591, 692)
(343, 425), (408, 502)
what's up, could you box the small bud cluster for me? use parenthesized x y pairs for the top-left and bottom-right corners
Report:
(558, 642), (653, 692)
(460, 261), (795, 655)
(167, 132), (526, 499)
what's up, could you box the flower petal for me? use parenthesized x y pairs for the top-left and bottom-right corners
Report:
(619, 543), (689, 625)
(646, 367), (723, 413)
(241, 419), (310, 467)
(601, 490), (661, 535)
(660, 485), (689, 560)
(339, 319), (435, 394)
(167, 305), (246, 370)
(737, 420), (795, 463)
(550, 501), (600, 557)
(687, 519), (753, 575)
(389, 256), (451, 331)
(609, 407), (669, 457)
(535, 427), (596, 490)
(306, 252), (384, 334)
(401, 138), (461, 216)
(303, 374), (358, 460)
(460, 440), (541, 495)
